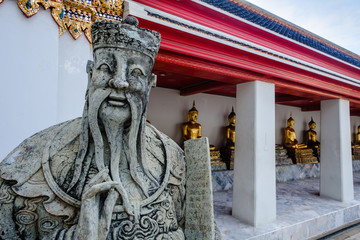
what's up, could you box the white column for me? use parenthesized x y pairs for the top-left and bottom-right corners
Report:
(320, 99), (353, 202)
(232, 81), (276, 226)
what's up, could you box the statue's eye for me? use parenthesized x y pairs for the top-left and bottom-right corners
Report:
(130, 68), (143, 77)
(99, 63), (111, 72)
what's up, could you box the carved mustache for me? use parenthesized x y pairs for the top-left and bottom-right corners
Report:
(107, 92), (128, 107)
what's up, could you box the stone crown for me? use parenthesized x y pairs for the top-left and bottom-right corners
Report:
(91, 17), (161, 61)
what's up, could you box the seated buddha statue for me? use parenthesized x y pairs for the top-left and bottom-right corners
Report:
(353, 126), (360, 159)
(225, 107), (236, 150)
(355, 125), (360, 146)
(182, 101), (202, 141)
(305, 117), (320, 149)
(284, 114), (307, 149)
(305, 117), (320, 159)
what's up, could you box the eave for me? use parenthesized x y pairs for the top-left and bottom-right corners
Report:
(126, 0), (360, 115)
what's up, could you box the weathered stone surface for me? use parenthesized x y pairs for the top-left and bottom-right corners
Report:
(210, 150), (227, 171)
(184, 137), (216, 240)
(287, 148), (318, 164)
(0, 19), (219, 240)
(276, 149), (293, 166)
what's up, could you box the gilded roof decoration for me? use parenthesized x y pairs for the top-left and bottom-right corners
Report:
(3, 0), (123, 42)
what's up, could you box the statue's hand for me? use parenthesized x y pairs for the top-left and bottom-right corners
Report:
(74, 181), (119, 240)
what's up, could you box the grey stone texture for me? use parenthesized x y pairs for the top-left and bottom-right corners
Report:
(184, 137), (215, 240)
(275, 149), (293, 166)
(0, 19), (219, 240)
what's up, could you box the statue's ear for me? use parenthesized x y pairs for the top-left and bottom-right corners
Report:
(149, 73), (157, 88)
(85, 60), (94, 100)
(86, 60), (94, 79)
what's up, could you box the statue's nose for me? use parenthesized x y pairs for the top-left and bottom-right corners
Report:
(108, 78), (129, 89)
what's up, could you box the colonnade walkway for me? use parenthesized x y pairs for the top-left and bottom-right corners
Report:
(214, 171), (360, 240)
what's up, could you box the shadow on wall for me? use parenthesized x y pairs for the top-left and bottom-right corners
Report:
(353, 125), (359, 144)
(279, 127), (285, 146)
(219, 125), (227, 148)
(302, 120), (308, 144)
(176, 122), (184, 148)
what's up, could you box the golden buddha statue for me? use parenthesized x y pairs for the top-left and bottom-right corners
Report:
(355, 125), (360, 146)
(284, 114), (307, 149)
(353, 126), (360, 160)
(305, 117), (320, 149)
(305, 117), (320, 160)
(225, 107), (236, 150)
(182, 101), (202, 141)
(284, 114), (318, 164)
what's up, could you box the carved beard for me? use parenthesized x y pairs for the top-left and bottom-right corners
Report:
(68, 86), (158, 205)
(123, 91), (159, 197)
(67, 88), (111, 197)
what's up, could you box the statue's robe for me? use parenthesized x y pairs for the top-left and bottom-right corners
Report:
(0, 118), (186, 240)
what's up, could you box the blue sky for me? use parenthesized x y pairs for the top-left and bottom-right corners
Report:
(245, 0), (360, 56)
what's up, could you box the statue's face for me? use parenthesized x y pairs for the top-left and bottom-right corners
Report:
(288, 119), (294, 127)
(309, 122), (316, 130)
(88, 48), (154, 125)
(188, 111), (198, 122)
(229, 115), (236, 125)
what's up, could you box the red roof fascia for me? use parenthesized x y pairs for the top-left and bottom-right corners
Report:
(156, 50), (360, 105)
(138, 18), (360, 101)
(134, 0), (360, 81)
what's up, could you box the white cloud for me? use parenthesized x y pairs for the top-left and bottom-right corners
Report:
(245, 0), (360, 55)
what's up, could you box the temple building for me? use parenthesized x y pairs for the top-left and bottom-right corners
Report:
(1, 0), (360, 239)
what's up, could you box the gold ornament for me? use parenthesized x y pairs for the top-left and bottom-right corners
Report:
(14, 0), (124, 42)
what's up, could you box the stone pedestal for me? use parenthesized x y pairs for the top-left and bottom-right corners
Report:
(210, 150), (227, 171)
(353, 148), (360, 160)
(220, 147), (234, 170)
(275, 149), (292, 165)
(296, 149), (318, 164)
(286, 148), (318, 164)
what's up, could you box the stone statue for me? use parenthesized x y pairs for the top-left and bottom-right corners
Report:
(0, 18), (220, 240)
(225, 107), (236, 150)
(182, 101), (202, 141)
(305, 117), (320, 149)
(284, 114), (307, 149)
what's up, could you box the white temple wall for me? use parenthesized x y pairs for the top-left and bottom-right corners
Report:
(148, 90), (360, 148)
(275, 104), (321, 145)
(148, 87), (326, 148)
(147, 87), (236, 148)
(0, 1), (90, 160)
(57, 33), (91, 123)
(0, 1), (59, 160)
